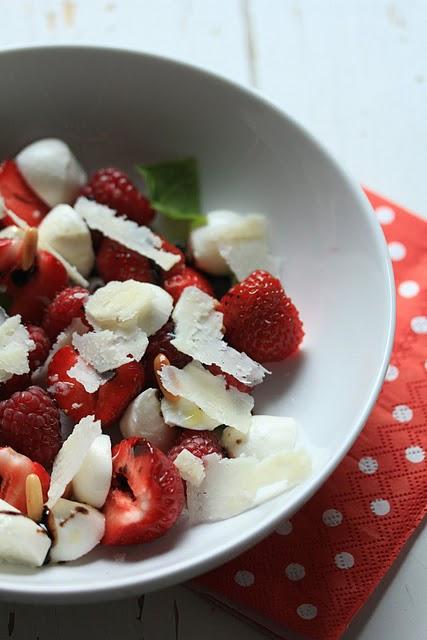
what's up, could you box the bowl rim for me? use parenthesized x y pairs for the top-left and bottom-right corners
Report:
(0, 43), (396, 602)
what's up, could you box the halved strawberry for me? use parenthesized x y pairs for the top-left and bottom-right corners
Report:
(0, 160), (49, 227)
(47, 345), (96, 422)
(0, 447), (50, 514)
(4, 249), (68, 323)
(47, 345), (144, 427)
(102, 437), (185, 545)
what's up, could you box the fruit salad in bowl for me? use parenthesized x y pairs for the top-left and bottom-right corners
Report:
(0, 138), (310, 568)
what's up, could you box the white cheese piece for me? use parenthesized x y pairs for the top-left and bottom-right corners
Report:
(67, 356), (107, 393)
(186, 454), (258, 522)
(0, 315), (35, 383)
(72, 328), (148, 372)
(48, 498), (105, 563)
(84, 280), (173, 335)
(171, 287), (267, 386)
(222, 415), (297, 460)
(38, 204), (95, 277)
(173, 449), (206, 487)
(119, 388), (176, 451)
(255, 449), (311, 488)
(16, 138), (86, 207)
(0, 225), (23, 239)
(75, 196), (180, 270)
(32, 317), (88, 385)
(218, 238), (281, 282)
(159, 361), (254, 433)
(47, 415), (102, 509)
(189, 210), (267, 275)
(72, 435), (112, 508)
(161, 396), (221, 430)
(0, 499), (51, 567)
(187, 448), (311, 523)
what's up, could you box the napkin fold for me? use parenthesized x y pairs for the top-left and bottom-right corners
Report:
(192, 190), (427, 640)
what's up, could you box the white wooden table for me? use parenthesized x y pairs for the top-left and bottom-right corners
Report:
(0, 2), (426, 639)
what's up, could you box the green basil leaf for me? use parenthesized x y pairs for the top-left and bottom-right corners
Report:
(137, 158), (207, 226)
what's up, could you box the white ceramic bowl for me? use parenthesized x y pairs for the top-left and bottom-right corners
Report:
(0, 45), (394, 603)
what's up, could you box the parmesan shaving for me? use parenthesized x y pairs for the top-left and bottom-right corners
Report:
(67, 356), (109, 393)
(47, 415), (102, 508)
(72, 328), (148, 372)
(159, 361), (254, 433)
(0, 315), (35, 383)
(218, 239), (281, 281)
(161, 396), (221, 430)
(171, 287), (267, 386)
(187, 449), (311, 523)
(32, 318), (88, 385)
(75, 197), (180, 270)
(173, 449), (206, 487)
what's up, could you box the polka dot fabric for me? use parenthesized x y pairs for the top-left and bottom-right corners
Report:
(193, 191), (427, 640)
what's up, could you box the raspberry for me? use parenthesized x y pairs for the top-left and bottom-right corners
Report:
(143, 321), (191, 387)
(43, 286), (89, 340)
(163, 266), (214, 303)
(81, 167), (155, 226)
(96, 238), (157, 284)
(219, 270), (304, 362)
(26, 324), (51, 370)
(168, 429), (224, 462)
(0, 386), (62, 468)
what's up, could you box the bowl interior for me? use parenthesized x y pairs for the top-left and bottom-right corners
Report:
(0, 46), (394, 602)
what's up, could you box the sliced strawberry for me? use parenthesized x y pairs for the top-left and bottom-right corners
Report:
(102, 437), (185, 545)
(4, 249), (68, 323)
(0, 447), (50, 514)
(96, 361), (145, 426)
(47, 345), (144, 428)
(47, 345), (96, 423)
(0, 160), (49, 227)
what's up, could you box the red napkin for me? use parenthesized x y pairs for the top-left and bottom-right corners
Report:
(192, 191), (427, 640)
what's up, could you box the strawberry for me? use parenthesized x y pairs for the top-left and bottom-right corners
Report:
(163, 265), (214, 303)
(96, 238), (157, 284)
(168, 429), (224, 462)
(219, 270), (304, 362)
(47, 345), (144, 427)
(42, 286), (89, 340)
(0, 160), (49, 227)
(102, 437), (185, 545)
(0, 386), (62, 468)
(143, 321), (191, 387)
(3, 250), (68, 324)
(81, 167), (155, 226)
(0, 447), (50, 514)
